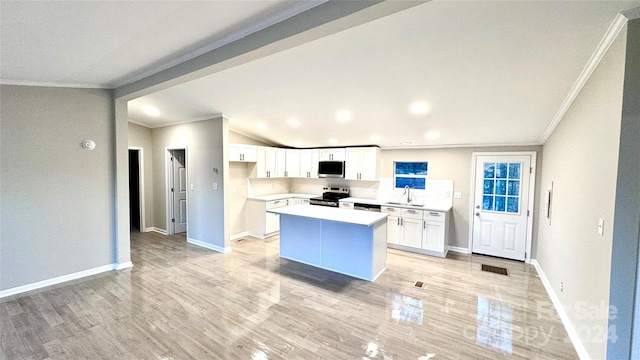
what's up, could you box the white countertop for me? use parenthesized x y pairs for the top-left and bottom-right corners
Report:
(340, 197), (452, 212)
(248, 193), (319, 201)
(268, 204), (388, 226)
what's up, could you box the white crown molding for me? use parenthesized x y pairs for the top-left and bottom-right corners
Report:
(0, 79), (108, 89)
(109, 1), (327, 88)
(381, 141), (542, 150)
(531, 260), (590, 359)
(540, 13), (628, 144)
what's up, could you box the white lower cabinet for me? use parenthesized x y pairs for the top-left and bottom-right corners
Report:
(248, 197), (309, 238)
(382, 206), (449, 258)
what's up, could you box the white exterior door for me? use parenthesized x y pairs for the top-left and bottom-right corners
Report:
(472, 154), (533, 261)
(171, 149), (187, 234)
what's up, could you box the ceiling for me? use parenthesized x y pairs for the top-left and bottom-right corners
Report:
(2, 1), (640, 149)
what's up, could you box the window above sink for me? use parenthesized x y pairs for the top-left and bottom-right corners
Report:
(394, 161), (428, 190)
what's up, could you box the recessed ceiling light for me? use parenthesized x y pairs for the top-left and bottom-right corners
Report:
(400, 141), (412, 145)
(143, 105), (160, 117)
(370, 135), (381, 142)
(409, 102), (429, 115)
(288, 118), (301, 127)
(329, 138), (339, 144)
(425, 131), (440, 140)
(256, 123), (267, 130)
(336, 111), (351, 122)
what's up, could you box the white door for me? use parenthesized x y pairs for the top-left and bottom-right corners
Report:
(171, 149), (187, 234)
(472, 154), (532, 261)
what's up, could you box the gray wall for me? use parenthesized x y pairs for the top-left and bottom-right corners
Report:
(151, 117), (230, 251)
(536, 27), (627, 360)
(127, 122), (154, 230)
(1, 85), (116, 290)
(610, 18), (640, 360)
(380, 145), (542, 250)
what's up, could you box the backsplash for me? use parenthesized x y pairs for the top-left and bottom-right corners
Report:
(253, 177), (454, 208)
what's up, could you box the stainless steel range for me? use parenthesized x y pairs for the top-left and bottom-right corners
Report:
(309, 187), (349, 207)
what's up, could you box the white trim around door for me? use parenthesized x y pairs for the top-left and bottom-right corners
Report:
(165, 146), (189, 235)
(468, 151), (537, 263)
(128, 146), (145, 232)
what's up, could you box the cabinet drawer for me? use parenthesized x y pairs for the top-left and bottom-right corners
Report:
(402, 208), (423, 220)
(266, 200), (286, 209)
(425, 211), (445, 222)
(382, 206), (400, 214)
(339, 202), (354, 209)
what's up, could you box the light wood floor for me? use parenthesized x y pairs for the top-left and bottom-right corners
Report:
(1, 231), (578, 359)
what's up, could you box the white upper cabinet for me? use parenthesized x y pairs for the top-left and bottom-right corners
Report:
(256, 147), (278, 178)
(345, 147), (380, 180)
(275, 148), (286, 177)
(299, 149), (318, 178)
(229, 143), (257, 162)
(319, 148), (346, 161)
(284, 149), (301, 178)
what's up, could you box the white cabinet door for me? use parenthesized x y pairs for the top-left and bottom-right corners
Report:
(345, 148), (361, 180)
(386, 215), (400, 245)
(345, 147), (379, 180)
(265, 212), (279, 234)
(285, 149), (300, 178)
(300, 149), (318, 178)
(288, 198), (302, 206)
(319, 148), (346, 161)
(275, 148), (286, 177)
(401, 217), (423, 248)
(423, 221), (444, 252)
(256, 147), (277, 178)
(229, 144), (257, 162)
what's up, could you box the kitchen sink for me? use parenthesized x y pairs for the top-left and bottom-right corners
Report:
(385, 202), (425, 208)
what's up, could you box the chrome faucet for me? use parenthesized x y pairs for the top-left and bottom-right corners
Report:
(404, 185), (412, 203)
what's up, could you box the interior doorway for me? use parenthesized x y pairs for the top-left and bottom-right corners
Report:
(167, 148), (187, 234)
(128, 147), (145, 232)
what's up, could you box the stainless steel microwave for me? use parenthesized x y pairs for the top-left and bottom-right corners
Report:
(318, 161), (345, 178)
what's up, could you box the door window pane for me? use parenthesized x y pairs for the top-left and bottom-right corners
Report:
(483, 180), (494, 195)
(496, 163), (508, 179)
(482, 161), (522, 215)
(508, 163), (521, 179)
(483, 196), (494, 211)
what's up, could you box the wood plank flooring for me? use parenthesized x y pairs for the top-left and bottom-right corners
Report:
(1, 231), (578, 359)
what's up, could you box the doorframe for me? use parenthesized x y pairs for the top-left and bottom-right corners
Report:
(128, 146), (146, 232)
(468, 151), (537, 263)
(165, 146), (188, 235)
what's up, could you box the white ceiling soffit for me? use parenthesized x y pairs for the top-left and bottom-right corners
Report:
(0, 0), (325, 88)
(128, 1), (640, 148)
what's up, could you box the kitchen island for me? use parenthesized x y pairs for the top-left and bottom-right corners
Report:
(267, 205), (388, 281)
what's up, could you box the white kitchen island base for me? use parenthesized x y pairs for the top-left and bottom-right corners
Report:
(269, 205), (388, 282)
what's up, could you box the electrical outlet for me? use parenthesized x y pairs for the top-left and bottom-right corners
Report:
(213, 183), (218, 191)
(560, 281), (564, 292)
(598, 218), (604, 236)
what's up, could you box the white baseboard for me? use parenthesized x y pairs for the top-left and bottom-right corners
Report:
(0, 263), (116, 299)
(116, 261), (134, 270)
(187, 237), (232, 253)
(448, 246), (470, 254)
(231, 231), (249, 241)
(531, 259), (590, 360)
(143, 227), (167, 235)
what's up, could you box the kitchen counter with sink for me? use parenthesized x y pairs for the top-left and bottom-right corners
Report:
(339, 197), (452, 212)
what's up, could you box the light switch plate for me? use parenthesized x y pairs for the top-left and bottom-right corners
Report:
(454, 192), (462, 199)
(598, 218), (604, 236)
(190, 184), (194, 191)
(213, 183), (218, 191)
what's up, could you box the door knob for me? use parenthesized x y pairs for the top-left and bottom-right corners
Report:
(475, 212), (480, 216)
(475, 205), (480, 209)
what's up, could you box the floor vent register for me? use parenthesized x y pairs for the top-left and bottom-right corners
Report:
(481, 264), (509, 276)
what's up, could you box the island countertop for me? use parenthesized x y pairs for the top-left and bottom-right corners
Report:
(267, 204), (388, 226)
